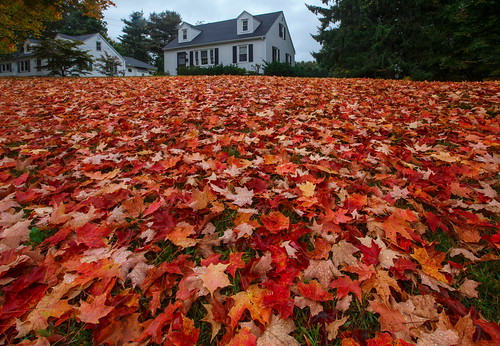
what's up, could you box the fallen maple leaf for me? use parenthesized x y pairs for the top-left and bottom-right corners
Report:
(411, 247), (448, 283)
(257, 314), (299, 346)
(78, 294), (114, 324)
(260, 211), (290, 234)
(200, 263), (231, 296)
(228, 285), (272, 328)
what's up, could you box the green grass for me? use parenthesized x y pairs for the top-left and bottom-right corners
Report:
(461, 260), (500, 322)
(293, 307), (323, 346)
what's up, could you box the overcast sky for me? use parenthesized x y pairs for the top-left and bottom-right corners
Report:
(103, 0), (325, 62)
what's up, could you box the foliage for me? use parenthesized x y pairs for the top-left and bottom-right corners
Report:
(294, 61), (331, 77)
(307, 0), (500, 81)
(119, 11), (150, 63)
(146, 10), (181, 57)
(0, 0), (115, 54)
(31, 38), (93, 76)
(263, 61), (296, 77)
(43, 9), (109, 38)
(177, 64), (247, 75)
(0, 76), (499, 345)
(94, 51), (123, 76)
(147, 10), (181, 72)
(263, 61), (331, 77)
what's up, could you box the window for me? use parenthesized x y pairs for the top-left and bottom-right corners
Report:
(35, 59), (42, 71)
(128, 68), (132, 72)
(177, 52), (187, 67)
(200, 50), (208, 65)
(210, 49), (215, 64)
(279, 24), (286, 40)
(239, 45), (248, 62)
(96, 41), (101, 51)
(272, 46), (280, 62)
(0, 63), (12, 73)
(182, 29), (188, 40)
(18, 60), (30, 73)
(242, 19), (249, 32)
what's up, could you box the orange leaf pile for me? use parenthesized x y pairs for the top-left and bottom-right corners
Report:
(0, 76), (498, 345)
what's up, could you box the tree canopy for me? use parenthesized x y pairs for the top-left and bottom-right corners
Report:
(44, 9), (109, 38)
(0, 0), (115, 54)
(308, 0), (500, 80)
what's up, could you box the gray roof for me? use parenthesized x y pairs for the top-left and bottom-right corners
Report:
(164, 11), (282, 50)
(57, 33), (97, 41)
(123, 56), (157, 70)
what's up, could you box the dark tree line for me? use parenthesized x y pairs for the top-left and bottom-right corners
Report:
(307, 0), (499, 80)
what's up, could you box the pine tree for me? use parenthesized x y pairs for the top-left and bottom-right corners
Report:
(307, 0), (499, 80)
(119, 11), (150, 63)
(147, 11), (181, 72)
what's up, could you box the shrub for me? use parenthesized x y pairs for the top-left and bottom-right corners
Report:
(263, 61), (295, 77)
(177, 64), (246, 76)
(263, 61), (331, 77)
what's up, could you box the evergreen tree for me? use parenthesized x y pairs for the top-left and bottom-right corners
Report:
(32, 38), (93, 76)
(119, 11), (150, 63)
(147, 10), (181, 72)
(307, 0), (499, 80)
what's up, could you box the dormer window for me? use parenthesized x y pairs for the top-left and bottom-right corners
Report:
(182, 29), (188, 40)
(96, 41), (101, 51)
(242, 19), (249, 32)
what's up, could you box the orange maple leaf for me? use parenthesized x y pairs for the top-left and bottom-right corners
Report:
(78, 295), (114, 324)
(411, 247), (448, 283)
(260, 211), (290, 234)
(200, 263), (231, 296)
(228, 285), (272, 328)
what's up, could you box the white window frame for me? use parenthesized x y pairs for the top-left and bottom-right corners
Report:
(200, 50), (208, 65)
(18, 60), (30, 72)
(242, 19), (249, 32)
(182, 29), (188, 40)
(96, 41), (101, 51)
(238, 45), (248, 62)
(0, 63), (12, 73)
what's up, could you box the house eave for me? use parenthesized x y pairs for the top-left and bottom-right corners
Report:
(163, 36), (266, 51)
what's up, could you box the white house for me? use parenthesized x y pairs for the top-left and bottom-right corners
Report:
(0, 33), (157, 77)
(163, 11), (295, 75)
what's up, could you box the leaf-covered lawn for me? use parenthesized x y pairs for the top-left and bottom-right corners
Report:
(0, 76), (498, 345)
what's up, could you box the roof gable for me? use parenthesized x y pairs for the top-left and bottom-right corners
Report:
(164, 11), (282, 50)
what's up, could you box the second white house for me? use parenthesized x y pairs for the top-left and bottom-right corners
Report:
(163, 11), (295, 75)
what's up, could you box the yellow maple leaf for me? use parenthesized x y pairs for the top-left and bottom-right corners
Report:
(411, 247), (448, 283)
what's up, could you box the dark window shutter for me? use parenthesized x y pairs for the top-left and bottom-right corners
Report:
(215, 48), (219, 65)
(248, 44), (253, 62)
(28, 60), (31, 72)
(232, 46), (237, 64)
(189, 51), (194, 66)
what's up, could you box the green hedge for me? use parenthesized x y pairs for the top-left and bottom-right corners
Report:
(263, 61), (331, 77)
(177, 64), (247, 75)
